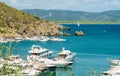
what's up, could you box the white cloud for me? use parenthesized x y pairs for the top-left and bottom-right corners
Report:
(1, 0), (120, 12)
(111, 0), (120, 5)
(11, 0), (18, 5)
(64, 0), (76, 6)
(85, 0), (95, 3)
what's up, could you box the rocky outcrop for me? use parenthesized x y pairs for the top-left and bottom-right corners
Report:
(63, 32), (72, 36)
(75, 31), (85, 36)
(57, 25), (71, 30)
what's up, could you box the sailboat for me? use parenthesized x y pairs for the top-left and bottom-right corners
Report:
(77, 22), (80, 26)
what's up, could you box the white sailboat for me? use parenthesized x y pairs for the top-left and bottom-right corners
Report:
(77, 22), (80, 26)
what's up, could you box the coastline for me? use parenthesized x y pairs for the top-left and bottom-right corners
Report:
(53, 21), (120, 25)
(1, 24), (120, 76)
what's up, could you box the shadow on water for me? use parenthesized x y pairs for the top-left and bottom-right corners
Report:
(38, 67), (74, 76)
(38, 71), (56, 76)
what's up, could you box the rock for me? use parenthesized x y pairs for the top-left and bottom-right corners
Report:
(63, 32), (72, 36)
(57, 25), (71, 30)
(75, 31), (85, 36)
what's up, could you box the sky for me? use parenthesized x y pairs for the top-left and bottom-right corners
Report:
(0, 0), (120, 12)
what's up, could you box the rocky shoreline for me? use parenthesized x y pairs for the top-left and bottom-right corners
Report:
(0, 25), (85, 38)
(0, 2), (85, 38)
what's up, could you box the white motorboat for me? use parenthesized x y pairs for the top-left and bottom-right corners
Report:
(50, 37), (66, 41)
(54, 47), (76, 61)
(14, 37), (24, 42)
(21, 68), (40, 76)
(39, 36), (50, 42)
(27, 46), (73, 68)
(27, 45), (53, 61)
(102, 69), (120, 76)
(0, 38), (8, 43)
(109, 59), (120, 65)
(8, 55), (25, 66)
(29, 36), (39, 41)
(38, 58), (73, 68)
(0, 40), (8, 43)
(110, 65), (120, 70)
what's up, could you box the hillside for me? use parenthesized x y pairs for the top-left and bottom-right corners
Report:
(0, 2), (63, 38)
(22, 9), (120, 23)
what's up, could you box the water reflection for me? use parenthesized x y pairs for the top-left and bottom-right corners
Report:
(38, 67), (74, 76)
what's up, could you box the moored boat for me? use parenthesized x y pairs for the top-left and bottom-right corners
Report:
(109, 59), (120, 65)
(38, 58), (73, 68)
(0, 38), (8, 43)
(102, 59), (120, 76)
(27, 45), (53, 61)
(102, 69), (120, 76)
(39, 36), (50, 42)
(50, 37), (66, 41)
(54, 47), (76, 61)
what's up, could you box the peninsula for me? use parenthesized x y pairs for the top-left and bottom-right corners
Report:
(0, 2), (66, 38)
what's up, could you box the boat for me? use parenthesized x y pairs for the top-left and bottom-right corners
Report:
(0, 40), (8, 43)
(38, 58), (73, 68)
(54, 47), (76, 61)
(77, 22), (80, 26)
(0, 38), (8, 43)
(50, 37), (66, 41)
(15, 37), (24, 40)
(109, 59), (120, 65)
(21, 65), (41, 76)
(15, 37), (24, 42)
(102, 59), (120, 76)
(30, 36), (39, 41)
(39, 36), (50, 42)
(7, 55), (25, 66)
(27, 45), (74, 68)
(102, 69), (120, 76)
(110, 65), (120, 70)
(39, 38), (49, 42)
(27, 45), (53, 61)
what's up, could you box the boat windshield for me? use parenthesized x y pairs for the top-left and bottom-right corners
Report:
(58, 54), (66, 58)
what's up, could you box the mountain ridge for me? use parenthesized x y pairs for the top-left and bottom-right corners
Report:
(22, 9), (120, 22)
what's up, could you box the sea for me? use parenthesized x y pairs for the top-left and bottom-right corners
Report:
(2, 24), (120, 76)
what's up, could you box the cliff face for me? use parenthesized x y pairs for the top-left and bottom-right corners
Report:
(0, 2), (62, 38)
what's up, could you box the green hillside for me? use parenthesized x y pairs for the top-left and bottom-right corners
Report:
(22, 9), (120, 24)
(0, 2), (63, 38)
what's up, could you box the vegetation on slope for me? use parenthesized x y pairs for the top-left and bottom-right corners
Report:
(0, 2), (63, 38)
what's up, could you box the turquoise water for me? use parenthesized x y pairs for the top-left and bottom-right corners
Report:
(2, 24), (120, 76)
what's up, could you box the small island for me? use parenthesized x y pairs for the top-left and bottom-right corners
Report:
(75, 31), (85, 36)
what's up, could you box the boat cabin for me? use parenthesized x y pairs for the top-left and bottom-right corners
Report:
(57, 47), (72, 59)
